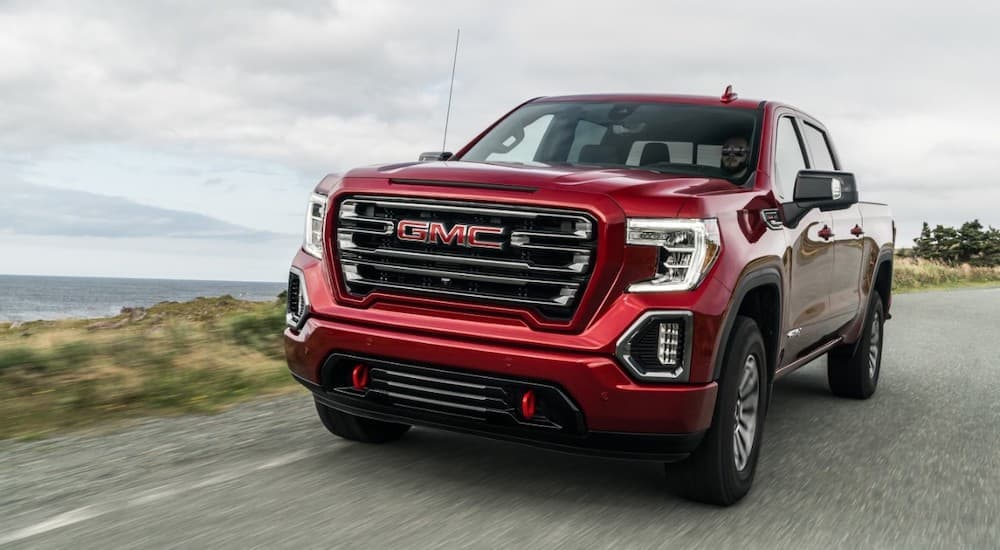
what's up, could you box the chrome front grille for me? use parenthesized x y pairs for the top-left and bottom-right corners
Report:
(334, 196), (597, 318)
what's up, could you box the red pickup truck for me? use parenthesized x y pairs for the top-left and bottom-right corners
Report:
(284, 89), (895, 505)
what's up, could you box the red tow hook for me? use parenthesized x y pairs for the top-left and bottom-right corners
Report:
(351, 364), (370, 390)
(851, 224), (864, 237)
(520, 390), (537, 420)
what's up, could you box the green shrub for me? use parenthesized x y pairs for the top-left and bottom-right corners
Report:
(0, 347), (42, 373)
(225, 305), (285, 358)
(0, 343), (98, 374)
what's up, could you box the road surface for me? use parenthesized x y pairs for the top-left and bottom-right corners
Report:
(2, 288), (998, 548)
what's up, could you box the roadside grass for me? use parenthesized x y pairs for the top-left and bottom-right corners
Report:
(0, 296), (296, 440)
(892, 257), (1000, 293)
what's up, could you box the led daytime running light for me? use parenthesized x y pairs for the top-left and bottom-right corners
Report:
(626, 218), (721, 292)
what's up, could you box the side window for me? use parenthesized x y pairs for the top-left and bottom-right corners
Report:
(773, 117), (807, 199)
(486, 114), (554, 163)
(802, 123), (836, 171)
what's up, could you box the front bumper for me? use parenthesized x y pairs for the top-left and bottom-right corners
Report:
(300, 373), (704, 461)
(286, 313), (718, 459)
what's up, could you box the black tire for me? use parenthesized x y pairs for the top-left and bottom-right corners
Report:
(314, 399), (411, 443)
(665, 316), (769, 506)
(828, 292), (885, 399)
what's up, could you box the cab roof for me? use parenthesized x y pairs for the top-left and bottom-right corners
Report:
(532, 93), (766, 110)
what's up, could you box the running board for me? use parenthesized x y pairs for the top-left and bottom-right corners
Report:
(774, 337), (844, 379)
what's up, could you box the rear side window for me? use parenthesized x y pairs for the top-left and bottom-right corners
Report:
(773, 117), (807, 199)
(802, 123), (836, 171)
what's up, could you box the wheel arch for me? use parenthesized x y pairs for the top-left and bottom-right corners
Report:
(712, 266), (783, 382)
(871, 250), (893, 318)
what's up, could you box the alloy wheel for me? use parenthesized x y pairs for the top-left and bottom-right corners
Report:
(868, 310), (881, 379)
(733, 354), (760, 472)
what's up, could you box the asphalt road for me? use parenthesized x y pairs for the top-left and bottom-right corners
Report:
(2, 288), (999, 549)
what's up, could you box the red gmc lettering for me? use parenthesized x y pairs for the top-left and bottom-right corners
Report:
(396, 220), (504, 248)
(468, 226), (504, 249)
(397, 220), (429, 242)
(428, 222), (466, 245)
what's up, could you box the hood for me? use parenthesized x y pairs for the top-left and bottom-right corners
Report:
(343, 161), (740, 202)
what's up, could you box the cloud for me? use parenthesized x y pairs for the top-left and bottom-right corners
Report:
(4, 1), (993, 173)
(1, 0), (998, 262)
(0, 181), (293, 240)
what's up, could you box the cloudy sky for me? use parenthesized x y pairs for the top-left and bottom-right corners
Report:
(1, 0), (998, 281)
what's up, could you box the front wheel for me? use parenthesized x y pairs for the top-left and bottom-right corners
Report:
(664, 316), (768, 506)
(827, 292), (885, 399)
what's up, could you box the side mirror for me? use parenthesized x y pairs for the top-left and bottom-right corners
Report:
(418, 151), (453, 161)
(781, 170), (858, 227)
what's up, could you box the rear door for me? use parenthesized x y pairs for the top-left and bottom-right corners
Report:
(800, 121), (865, 328)
(773, 115), (836, 361)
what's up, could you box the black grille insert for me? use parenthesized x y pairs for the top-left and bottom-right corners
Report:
(322, 353), (584, 434)
(333, 196), (597, 319)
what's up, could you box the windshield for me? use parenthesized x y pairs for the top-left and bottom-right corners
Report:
(459, 101), (760, 182)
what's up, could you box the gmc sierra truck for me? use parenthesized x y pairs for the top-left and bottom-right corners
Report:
(284, 89), (894, 505)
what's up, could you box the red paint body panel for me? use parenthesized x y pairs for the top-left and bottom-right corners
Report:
(285, 93), (894, 448)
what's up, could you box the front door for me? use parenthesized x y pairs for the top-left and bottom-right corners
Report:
(784, 210), (836, 361)
(773, 115), (838, 362)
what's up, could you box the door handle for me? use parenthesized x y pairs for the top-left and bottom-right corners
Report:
(851, 224), (864, 237)
(818, 225), (834, 240)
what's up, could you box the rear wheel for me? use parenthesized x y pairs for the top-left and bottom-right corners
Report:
(665, 316), (768, 506)
(828, 292), (884, 399)
(314, 399), (411, 443)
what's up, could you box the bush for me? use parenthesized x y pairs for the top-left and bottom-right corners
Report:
(0, 347), (42, 373)
(226, 305), (286, 358)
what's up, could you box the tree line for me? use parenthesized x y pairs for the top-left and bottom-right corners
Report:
(909, 220), (1000, 267)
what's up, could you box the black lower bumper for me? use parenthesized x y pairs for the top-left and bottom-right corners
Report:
(294, 371), (704, 462)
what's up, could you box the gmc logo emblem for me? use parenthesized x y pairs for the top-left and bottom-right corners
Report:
(396, 220), (505, 249)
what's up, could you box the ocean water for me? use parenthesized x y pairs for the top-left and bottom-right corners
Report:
(0, 274), (286, 322)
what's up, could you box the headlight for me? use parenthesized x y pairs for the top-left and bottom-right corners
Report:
(626, 218), (721, 292)
(303, 193), (328, 259)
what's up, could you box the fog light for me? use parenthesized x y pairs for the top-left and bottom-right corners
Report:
(520, 390), (537, 419)
(657, 322), (681, 366)
(615, 311), (691, 382)
(351, 364), (369, 390)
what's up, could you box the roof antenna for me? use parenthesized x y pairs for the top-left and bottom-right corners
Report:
(721, 84), (738, 103)
(441, 28), (461, 156)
